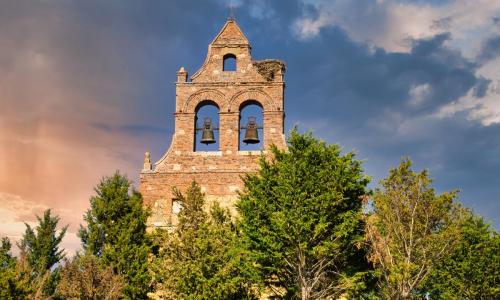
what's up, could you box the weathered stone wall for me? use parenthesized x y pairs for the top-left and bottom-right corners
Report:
(140, 20), (286, 228)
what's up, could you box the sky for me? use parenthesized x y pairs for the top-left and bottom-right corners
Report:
(0, 0), (499, 255)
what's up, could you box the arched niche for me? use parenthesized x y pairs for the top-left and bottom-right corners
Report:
(194, 100), (220, 152)
(239, 100), (263, 151)
(184, 89), (225, 113)
(223, 53), (236, 71)
(227, 89), (276, 113)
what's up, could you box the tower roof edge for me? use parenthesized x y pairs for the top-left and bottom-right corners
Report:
(210, 19), (250, 47)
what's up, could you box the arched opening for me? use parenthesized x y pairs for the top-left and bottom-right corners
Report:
(194, 100), (219, 151)
(239, 100), (263, 151)
(223, 54), (236, 71)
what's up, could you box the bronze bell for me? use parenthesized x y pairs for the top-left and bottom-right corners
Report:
(200, 117), (216, 144)
(243, 116), (260, 144)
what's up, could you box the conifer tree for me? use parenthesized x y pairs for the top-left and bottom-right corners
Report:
(17, 209), (67, 297)
(238, 130), (371, 299)
(150, 181), (258, 299)
(0, 237), (30, 299)
(79, 172), (151, 299)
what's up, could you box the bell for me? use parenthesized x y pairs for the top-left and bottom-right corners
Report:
(243, 116), (260, 144)
(200, 117), (216, 144)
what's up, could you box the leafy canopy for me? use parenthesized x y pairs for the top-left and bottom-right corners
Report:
(238, 130), (371, 299)
(366, 158), (464, 299)
(422, 212), (500, 299)
(57, 253), (125, 300)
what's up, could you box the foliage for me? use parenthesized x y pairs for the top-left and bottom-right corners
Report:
(78, 172), (151, 299)
(422, 212), (500, 299)
(150, 181), (258, 299)
(365, 158), (464, 299)
(18, 209), (67, 275)
(16, 209), (67, 298)
(0, 237), (31, 299)
(237, 130), (371, 299)
(56, 253), (125, 299)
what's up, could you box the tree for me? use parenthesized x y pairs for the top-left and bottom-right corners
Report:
(56, 253), (125, 299)
(78, 172), (151, 299)
(0, 237), (30, 299)
(422, 212), (500, 299)
(150, 181), (258, 299)
(237, 130), (371, 299)
(365, 158), (464, 299)
(17, 209), (67, 298)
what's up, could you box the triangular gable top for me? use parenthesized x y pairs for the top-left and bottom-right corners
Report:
(210, 19), (250, 46)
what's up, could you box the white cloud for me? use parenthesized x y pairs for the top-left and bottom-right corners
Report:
(436, 57), (500, 126)
(0, 192), (81, 257)
(408, 83), (432, 107)
(436, 83), (500, 126)
(293, 0), (500, 125)
(294, 0), (500, 55)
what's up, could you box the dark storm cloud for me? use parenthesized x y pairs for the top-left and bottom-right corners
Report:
(229, 1), (499, 225)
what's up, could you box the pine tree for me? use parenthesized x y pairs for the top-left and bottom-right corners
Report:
(78, 172), (151, 299)
(0, 237), (30, 299)
(150, 181), (258, 299)
(238, 130), (371, 299)
(17, 209), (67, 297)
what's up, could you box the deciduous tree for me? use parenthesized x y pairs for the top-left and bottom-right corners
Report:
(365, 159), (464, 299)
(238, 130), (371, 299)
(422, 213), (500, 299)
(57, 253), (125, 300)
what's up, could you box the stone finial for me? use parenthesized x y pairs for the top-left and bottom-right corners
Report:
(177, 66), (188, 82)
(143, 151), (152, 171)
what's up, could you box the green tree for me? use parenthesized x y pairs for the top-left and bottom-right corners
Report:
(365, 159), (464, 299)
(237, 130), (371, 299)
(0, 237), (30, 299)
(150, 181), (258, 299)
(78, 172), (151, 299)
(17, 209), (67, 298)
(422, 213), (500, 299)
(56, 253), (125, 300)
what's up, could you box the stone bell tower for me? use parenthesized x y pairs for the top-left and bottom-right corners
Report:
(140, 19), (286, 228)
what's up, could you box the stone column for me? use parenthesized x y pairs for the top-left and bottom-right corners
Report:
(219, 112), (240, 153)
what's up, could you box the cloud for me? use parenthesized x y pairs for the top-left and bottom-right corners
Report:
(293, 0), (500, 55)
(477, 35), (500, 64)
(290, 0), (500, 127)
(0, 0), (498, 241)
(408, 83), (432, 107)
(0, 0), (224, 253)
(0, 192), (81, 256)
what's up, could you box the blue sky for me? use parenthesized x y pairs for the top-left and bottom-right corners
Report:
(0, 0), (498, 254)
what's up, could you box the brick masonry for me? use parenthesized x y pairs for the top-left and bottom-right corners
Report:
(140, 19), (287, 228)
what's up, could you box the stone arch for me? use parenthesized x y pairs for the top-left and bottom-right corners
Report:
(227, 89), (276, 112)
(183, 89), (226, 113)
